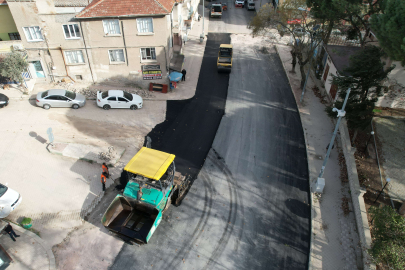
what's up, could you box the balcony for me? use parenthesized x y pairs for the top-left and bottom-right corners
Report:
(54, 0), (93, 7)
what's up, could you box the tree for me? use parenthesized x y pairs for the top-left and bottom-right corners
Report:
(249, 0), (325, 87)
(0, 52), (29, 90)
(369, 205), (405, 270)
(371, 0), (405, 66)
(326, 46), (393, 131)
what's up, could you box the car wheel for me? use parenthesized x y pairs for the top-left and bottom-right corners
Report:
(72, 104), (79, 109)
(103, 104), (111, 110)
(130, 105), (138, 110)
(43, 104), (51, 110)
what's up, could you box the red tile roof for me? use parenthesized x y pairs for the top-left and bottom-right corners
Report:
(76, 0), (176, 18)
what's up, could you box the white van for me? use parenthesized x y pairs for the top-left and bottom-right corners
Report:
(0, 183), (22, 218)
(246, 0), (255, 10)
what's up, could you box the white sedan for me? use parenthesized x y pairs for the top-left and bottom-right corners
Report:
(97, 90), (143, 110)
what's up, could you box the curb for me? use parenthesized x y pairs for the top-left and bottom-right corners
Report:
(274, 45), (314, 270)
(12, 225), (56, 270)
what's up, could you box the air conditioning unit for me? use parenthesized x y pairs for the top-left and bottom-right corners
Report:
(12, 44), (24, 51)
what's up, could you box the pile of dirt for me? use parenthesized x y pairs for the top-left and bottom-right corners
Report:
(53, 81), (155, 99)
(338, 152), (348, 183)
(341, 196), (351, 215)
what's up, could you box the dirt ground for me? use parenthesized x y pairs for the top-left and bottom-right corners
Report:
(350, 108), (404, 222)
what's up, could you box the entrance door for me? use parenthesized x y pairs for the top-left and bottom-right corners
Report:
(330, 84), (338, 100)
(323, 63), (330, 82)
(30, 61), (45, 78)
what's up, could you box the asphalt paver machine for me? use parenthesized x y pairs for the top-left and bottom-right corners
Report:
(101, 147), (190, 244)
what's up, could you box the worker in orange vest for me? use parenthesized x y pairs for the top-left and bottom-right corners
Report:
(101, 172), (107, 191)
(102, 163), (110, 178)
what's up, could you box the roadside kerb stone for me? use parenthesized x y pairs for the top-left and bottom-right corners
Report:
(274, 45), (315, 269)
(339, 119), (375, 270)
(49, 142), (125, 166)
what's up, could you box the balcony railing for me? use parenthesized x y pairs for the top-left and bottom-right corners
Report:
(54, 0), (93, 7)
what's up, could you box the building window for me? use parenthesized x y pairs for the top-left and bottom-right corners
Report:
(103, 20), (121, 35)
(8, 32), (21, 40)
(22, 26), (44, 42)
(137, 18), (153, 33)
(63, 24), (81, 39)
(65, 50), (85, 64)
(140, 48), (156, 61)
(109, 49), (125, 63)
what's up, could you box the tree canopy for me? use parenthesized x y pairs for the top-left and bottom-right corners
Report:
(0, 52), (29, 87)
(326, 45), (393, 130)
(371, 0), (405, 66)
(249, 0), (325, 87)
(369, 205), (405, 270)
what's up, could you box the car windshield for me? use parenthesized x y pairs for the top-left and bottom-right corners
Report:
(41, 91), (49, 98)
(0, 183), (8, 198)
(123, 91), (133, 101)
(65, 91), (76, 99)
(101, 91), (109, 99)
(213, 6), (221, 12)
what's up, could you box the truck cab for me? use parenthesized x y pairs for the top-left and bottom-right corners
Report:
(101, 147), (189, 244)
(217, 44), (233, 72)
(210, 3), (223, 18)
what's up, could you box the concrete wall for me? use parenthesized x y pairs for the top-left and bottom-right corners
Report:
(338, 119), (376, 270)
(0, 5), (19, 41)
(7, 0), (172, 87)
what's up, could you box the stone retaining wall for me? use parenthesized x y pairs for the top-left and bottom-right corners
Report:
(338, 119), (376, 270)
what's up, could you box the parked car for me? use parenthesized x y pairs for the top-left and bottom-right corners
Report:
(0, 183), (22, 218)
(0, 93), (9, 108)
(246, 0), (255, 10)
(36, 89), (86, 110)
(97, 90), (143, 110)
(235, 0), (244, 7)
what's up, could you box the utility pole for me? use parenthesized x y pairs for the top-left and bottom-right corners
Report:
(200, 0), (205, 42)
(315, 88), (351, 193)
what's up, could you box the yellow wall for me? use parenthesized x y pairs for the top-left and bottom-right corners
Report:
(0, 5), (18, 41)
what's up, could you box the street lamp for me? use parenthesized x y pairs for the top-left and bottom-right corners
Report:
(200, 0), (205, 43)
(364, 131), (375, 152)
(373, 178), (391, 204)
(315, 87), (351, 193)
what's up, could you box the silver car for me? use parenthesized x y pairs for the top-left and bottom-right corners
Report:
(36, 89), (86, 110)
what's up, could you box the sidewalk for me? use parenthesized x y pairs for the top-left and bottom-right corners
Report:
(0, 223), (55, 270)
(275, 45), (363, 270)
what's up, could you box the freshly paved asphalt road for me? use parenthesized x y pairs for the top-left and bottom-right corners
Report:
(148, 33), (230, 178)
(212, 34), (310, 268)
(111, 4), (309, 269)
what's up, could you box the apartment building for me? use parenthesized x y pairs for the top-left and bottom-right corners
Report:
(5, 0), (199, 88)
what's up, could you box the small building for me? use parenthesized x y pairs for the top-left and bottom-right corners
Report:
(5, 0), (199, 88)
(320, 45), (361, 101)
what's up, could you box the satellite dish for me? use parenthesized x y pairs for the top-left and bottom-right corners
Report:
(0, 205), (12, 218)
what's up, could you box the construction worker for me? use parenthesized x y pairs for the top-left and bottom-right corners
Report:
(102, 163), (110, 178)
(101, 172), (107, 192)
